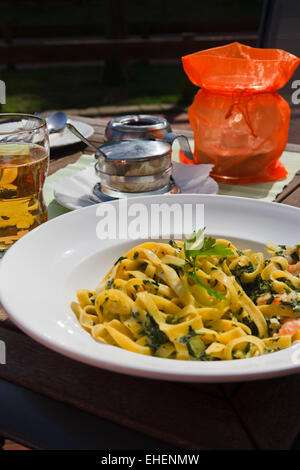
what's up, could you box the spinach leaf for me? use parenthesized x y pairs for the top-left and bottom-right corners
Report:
(144, 314), (169, 353)
(179, 326), (206, 359)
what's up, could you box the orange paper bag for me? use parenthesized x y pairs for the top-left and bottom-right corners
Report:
(182, 42), (300, 183)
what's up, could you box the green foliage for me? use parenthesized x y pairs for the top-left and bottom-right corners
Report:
(0, 63), (191, 114)
(183, 228), (233, 301)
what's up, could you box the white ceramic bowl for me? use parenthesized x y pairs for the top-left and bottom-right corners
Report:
(1, 194), (300, 382)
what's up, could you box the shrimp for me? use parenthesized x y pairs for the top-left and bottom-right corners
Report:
(256, 294), (271, 305)
(256, 294), (283, 306)
(275, 318), (300, 337)
(287, 261), (300, 275)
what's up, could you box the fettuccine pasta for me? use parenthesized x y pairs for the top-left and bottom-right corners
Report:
(71, 235), (300, 361)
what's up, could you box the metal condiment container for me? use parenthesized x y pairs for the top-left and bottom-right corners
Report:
(96, 115), (194, 196)
(95, 139), (172, 193)
(105, 114), (171, 141)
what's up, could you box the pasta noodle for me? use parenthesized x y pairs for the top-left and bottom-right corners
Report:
(71, 235), (300, 361)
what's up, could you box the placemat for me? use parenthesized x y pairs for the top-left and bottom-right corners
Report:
(44, 149), (300, 220)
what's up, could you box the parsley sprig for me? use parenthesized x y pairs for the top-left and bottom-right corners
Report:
(183, 228), (233, 301)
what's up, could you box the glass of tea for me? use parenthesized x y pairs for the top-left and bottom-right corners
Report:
(0, 113), (49, 257)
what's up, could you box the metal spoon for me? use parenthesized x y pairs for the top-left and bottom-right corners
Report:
(46, 111), (68, 134)
(66, 122), (107, 158)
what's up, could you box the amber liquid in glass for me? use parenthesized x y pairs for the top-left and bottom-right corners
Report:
(0, 143), (49, 253)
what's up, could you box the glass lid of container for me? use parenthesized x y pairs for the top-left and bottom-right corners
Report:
(98, 139), (170, 161)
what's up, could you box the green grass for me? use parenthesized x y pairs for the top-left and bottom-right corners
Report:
(0, 0), (262, 113)
(0, 62), (197, 113)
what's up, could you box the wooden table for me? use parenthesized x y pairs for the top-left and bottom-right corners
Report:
(0, 116), (300, 450)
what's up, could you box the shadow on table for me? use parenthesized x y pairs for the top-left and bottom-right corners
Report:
(50, 142), (89, 160)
